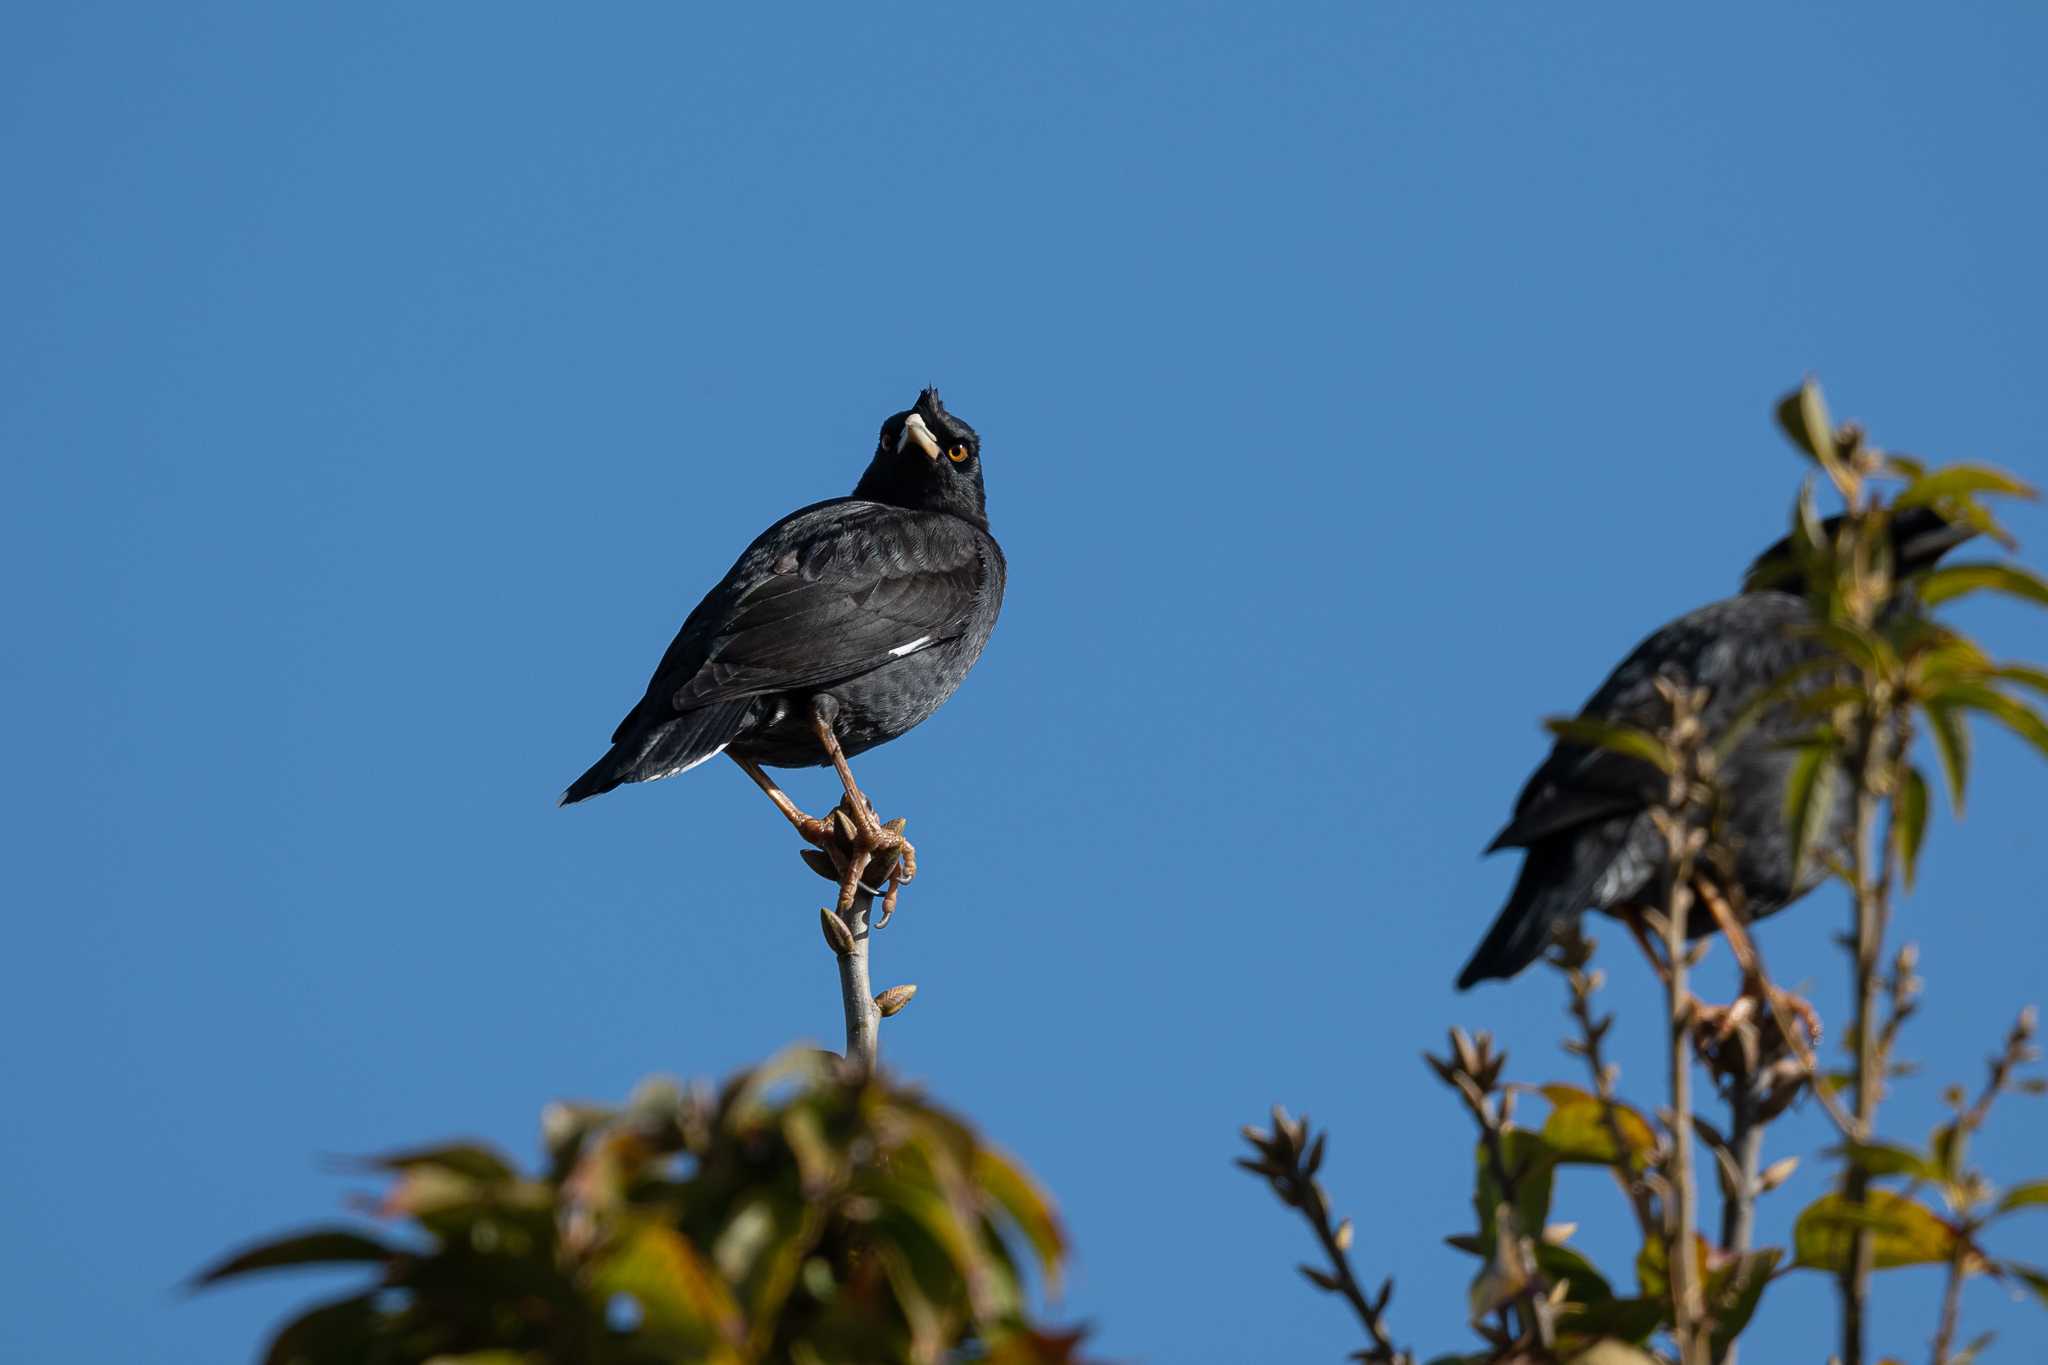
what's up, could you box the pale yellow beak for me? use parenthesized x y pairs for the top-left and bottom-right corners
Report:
(896, 412), (941, 460)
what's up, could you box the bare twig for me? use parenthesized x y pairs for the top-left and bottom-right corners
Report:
(1840, 721), (1891, 1365)
(1553, 927), (1659, 1245)
(1238, 1109), (1411, 1364)
(803, 840), (908, 1078)
(1721, 1082), (1765, 1258)
(1931, 1257), (1970, 1365)
(837, 886), (881, 1074)
(1428, 1029), (1558, 1356)
(1931, 1007), (2041, 1365)
(1648, 679), (1712, 1365)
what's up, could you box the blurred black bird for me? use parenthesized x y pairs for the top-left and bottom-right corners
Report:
(562, 388), (1005, 898)
(1457, 507), (1974, 990)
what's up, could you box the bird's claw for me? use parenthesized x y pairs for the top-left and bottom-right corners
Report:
(795, 797), (915, 921)
(1690, 977), (1824, 1077)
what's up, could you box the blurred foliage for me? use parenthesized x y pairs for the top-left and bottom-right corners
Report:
(200, 1048), (1090, 1365)
(1246, 381), (2048, 1364)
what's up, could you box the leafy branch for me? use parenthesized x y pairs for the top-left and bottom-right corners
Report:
(199, 1049), (1090, 1364)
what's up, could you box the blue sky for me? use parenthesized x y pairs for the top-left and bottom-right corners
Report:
(5, 4), (2046, 1361)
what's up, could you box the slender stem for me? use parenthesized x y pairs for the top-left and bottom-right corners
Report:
(1712, 1079), (1764, 1365)
(1840, 729), (1888, 1365)
(1928, 1010), (2039, 1364)
(1930, 1240), (1970, 1365)
(1481, 1121), (1556, 1351)
(837, 886), (880, 1076)
(1305, 1189), (1400, 1361)
(1241, 1111), (1408, 1364)
(1719, 1077), (1764, 1256)
(1561, 943), (1660, 1244)
(1442, 1059), (1555, 1354)
(1663, 882), (1708, 1365)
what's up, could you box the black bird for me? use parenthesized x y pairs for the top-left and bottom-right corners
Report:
(562, 388), (1005, 897)
(1457, 507), (1973, 990)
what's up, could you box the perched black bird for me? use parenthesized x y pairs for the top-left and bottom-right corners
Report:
(1457, 507), (1973, 990)
(562, 388), (1005, 892)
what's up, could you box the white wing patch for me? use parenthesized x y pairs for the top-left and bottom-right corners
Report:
(653, 742), (730, 782)
(888, 635), (933, 658)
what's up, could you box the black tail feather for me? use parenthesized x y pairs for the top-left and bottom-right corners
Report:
(559, 701), (749, 806)
(1456, 840), (1597, 989)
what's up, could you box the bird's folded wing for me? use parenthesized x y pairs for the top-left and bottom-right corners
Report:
(1487, 750), (1658, 851)
(1485, 595), (1818, 852)
(658, 509), (988, 712)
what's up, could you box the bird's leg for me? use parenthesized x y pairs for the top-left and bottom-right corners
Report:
(731, 752), (894, 915)
(730, 754), (833, 844)
(1623, 909), (1673, 984)
(1695, 879), (1824, 1049)
(1621, 906), (1748, 1037)
(807, 698), (916, 915)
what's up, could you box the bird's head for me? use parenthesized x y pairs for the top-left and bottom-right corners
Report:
(1742, 504), (1977, 596)
(854, 388), (989, 527)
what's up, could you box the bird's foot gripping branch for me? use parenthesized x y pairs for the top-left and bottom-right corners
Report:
(806, 797), (917, 923)
(803, 826), (919, 1078)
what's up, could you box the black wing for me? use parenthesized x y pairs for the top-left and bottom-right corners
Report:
(1488, 594), (1817, 851)
(617, 500), (989, 736)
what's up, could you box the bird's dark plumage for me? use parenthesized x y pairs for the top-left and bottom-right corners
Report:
(1457, 507), (1973, 989)
(562, 388), (1005, 805)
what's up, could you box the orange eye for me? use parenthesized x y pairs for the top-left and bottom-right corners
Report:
(947, 444), (970, 463)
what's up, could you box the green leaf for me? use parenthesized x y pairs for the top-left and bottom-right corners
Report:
(1901, 620), (1992, 683)
(1776, 380), (1838, 469)
(1996, 1181), (2048, 1215)
(1892, 765), (1930, 891)
(1635, 1231), (1710, 1303)
(260, 1293), (380, 1365)
(1706, 1248), (1781, 1358)
(1918, 561), (2048, 609)
(1475, 1129), (1555, 1247)
(1952, 1331), (1998, 1365)
(1535, 1239), (1615, 1305)
(1930, 492), (2021, 550)
(1922, 700), (1972, 813)
(1782, 737), (1840, 883)
(1794, 684), (1872, 718)
(1792, 1189), (1959, 1271)
(590, 1221), (746, 1363)
(1895, 464), (2039, 510)
(1543, 717), (1675, 774)
(1806, 621), (1896, 679)
(192, 1228), (393, 1286)
(1558, 1295), (1666, 1345)
(1998, 1261), (2048, 1308)
(1539, 1084), (1657, 1170)
(1928, 683), (2048, 762)
(1931, 1122), (1964, 1183)
(1990, 663), (2048, 696)
(364, 1142), (519, 1185)
(1836, 1141), (1939, 1182)
(973, 1145), (1067, 1290)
